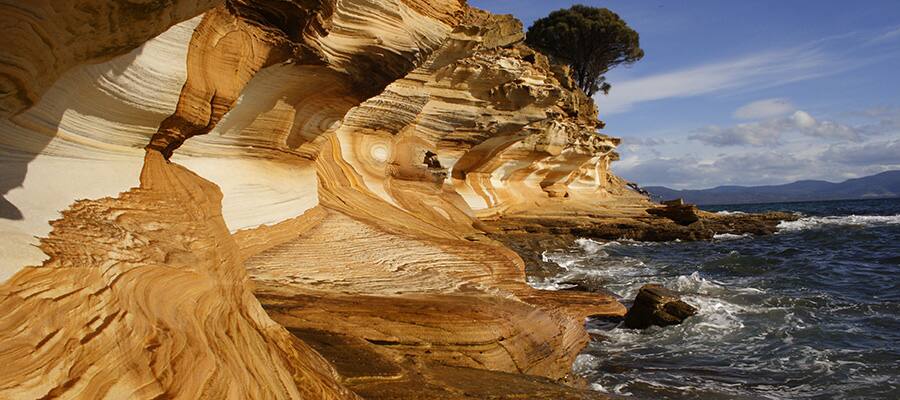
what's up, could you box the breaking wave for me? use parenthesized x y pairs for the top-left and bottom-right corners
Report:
(777, 214), (900, 232)
(715, 210), (746, 215)
(533, 199), (900, 399)
(712, 232), (751, 241)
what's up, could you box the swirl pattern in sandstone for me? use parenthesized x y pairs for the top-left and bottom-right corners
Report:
(0, 0), (222, 117)
(0, 1), (629, 398)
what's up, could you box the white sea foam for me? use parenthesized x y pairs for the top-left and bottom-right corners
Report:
(566, 206), (898, 398)
(542, 251), (579, 269)
(713, 233), (751, 241)
(685, 295), (747, 332)
(526, 277), (576, 291)
(777, 214), (900, 232)
(572, 354), (600, 375)
(589, 382), (608, 393)
(716, 210), (747, 216)
(589, 382), (631, 395)
(575, 237), (609, 255)
(608, 238), (661, 247)
(674, 271), (724, 294)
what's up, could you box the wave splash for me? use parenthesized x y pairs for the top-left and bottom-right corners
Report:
(777, 214), (900, 232)
(712, 233), (750, 240)
(528, 199), (900, 399)
(715, 210), (747, 216)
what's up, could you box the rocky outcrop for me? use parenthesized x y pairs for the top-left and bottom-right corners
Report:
(647, 200), (701, 225)
(485, 203), (796, 273)
(623, 284), (698, 329)
(0, 0), (222, 117)
(0, 152), (357, 399)
(0, 1), (626, 398)
(0, 0), (790, 398)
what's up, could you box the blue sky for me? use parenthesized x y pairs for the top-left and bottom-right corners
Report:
(469, 0), (900, 188)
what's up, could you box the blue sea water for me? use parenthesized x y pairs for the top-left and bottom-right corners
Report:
(532, 198), (900, 399)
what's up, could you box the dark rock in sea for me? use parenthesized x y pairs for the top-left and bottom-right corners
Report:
(487, 232), (576, 277)
(623, 284), (698, 329)
(661, 198), (685, 206)
(646, 202), (701, 226)
(482, 208), (798, 276)
(701, 210), (797, 236)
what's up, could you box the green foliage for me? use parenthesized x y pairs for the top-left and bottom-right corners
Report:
(526, 5), (644, 96)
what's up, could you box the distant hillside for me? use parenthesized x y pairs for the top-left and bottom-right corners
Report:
(645, 170), (900, 205)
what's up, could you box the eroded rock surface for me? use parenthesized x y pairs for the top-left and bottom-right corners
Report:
(0, 0), (785, 398)
(0, 0), (222, 117)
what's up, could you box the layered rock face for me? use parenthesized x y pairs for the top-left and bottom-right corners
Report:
(0, 1), (639, 398)
(0, 0), (221, 117)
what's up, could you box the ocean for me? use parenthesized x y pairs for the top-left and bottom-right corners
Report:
(529, 198), (900, 399)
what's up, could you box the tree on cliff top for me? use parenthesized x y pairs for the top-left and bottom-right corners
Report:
(526, 5), (644, 96)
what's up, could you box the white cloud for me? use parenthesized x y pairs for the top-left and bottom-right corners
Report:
(734, 98), (795, 120)
(869, 26), (900, 45)
(689, 122), (783, 147)
(791, 110), (816, 128)
(619, 136), (668, 146)
(613, 151), (812, 188)
(824, 139), (900, 166)
(857, 106), (900, 136)
(595, 46), (834, 115)
(614, 108), (900, 188)
(613, 141), (898, 189)
(689, 110), (860, 147)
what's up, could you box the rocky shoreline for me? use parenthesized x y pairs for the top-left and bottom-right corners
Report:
(0, 1), (800, 398)
(484, 202), (798, 277)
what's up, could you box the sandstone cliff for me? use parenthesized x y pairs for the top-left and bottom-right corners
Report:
(0, 1), (648, 399)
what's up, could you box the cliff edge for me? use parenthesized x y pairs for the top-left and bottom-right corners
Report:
(0, 1), (781, 398)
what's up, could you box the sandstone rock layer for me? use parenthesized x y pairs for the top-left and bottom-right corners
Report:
(0, 1), (657, 398)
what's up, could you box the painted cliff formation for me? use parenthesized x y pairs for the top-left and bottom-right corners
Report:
(0, 0), (648, 398)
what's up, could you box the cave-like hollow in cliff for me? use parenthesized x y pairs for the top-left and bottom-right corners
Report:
(0, 1), (648, 398)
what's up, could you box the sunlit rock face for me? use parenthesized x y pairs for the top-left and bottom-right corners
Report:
(0, 0), (629, 398)
(0, 0), (222, 117)
(332, 11), (624, 219)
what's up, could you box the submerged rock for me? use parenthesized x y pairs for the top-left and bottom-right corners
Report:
(623, 284), (698, 329)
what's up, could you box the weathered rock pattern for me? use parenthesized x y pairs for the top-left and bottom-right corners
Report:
(0, 152), (357, 399)
(0, 0), (222, 117)
(0, 1), (789, 398)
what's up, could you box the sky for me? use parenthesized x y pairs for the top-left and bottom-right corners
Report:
(468, 0), (900, 189)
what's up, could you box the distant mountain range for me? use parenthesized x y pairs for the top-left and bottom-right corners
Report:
(645, 170), (900, 205)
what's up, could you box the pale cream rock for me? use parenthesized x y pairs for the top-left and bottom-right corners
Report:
(0, 1), (636, 398)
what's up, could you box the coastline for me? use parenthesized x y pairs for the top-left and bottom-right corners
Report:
(3, 1), (891, 399)
(550, 198), (900, 398)
(483, 198), (798, 277)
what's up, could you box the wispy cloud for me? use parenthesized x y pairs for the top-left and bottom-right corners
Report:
(595, 44), (844, 115)
(733, 98), (795, 120)
(868, 25), (900, 45)
(619, 136), (669, 147)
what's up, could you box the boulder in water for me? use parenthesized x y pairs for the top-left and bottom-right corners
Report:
(623, 284), (698, 329)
